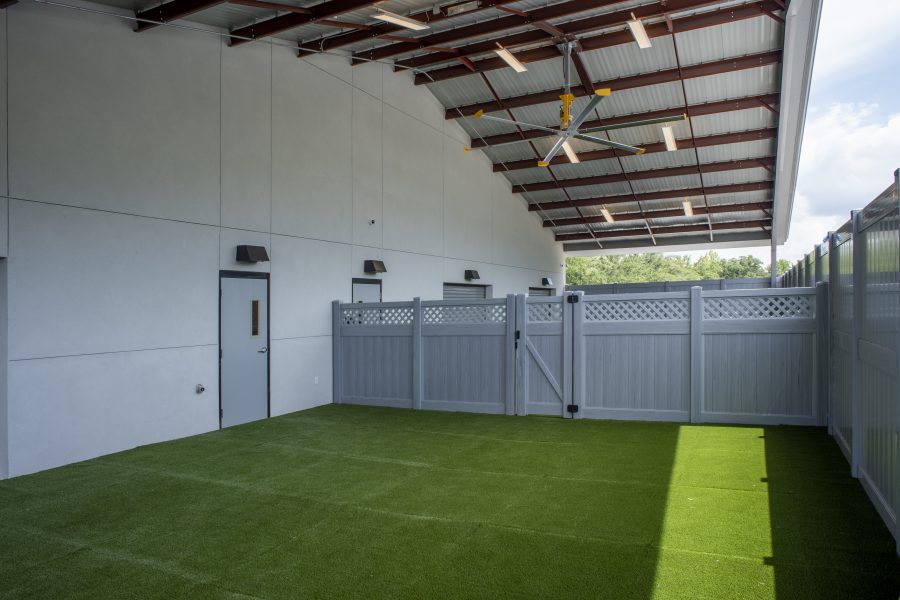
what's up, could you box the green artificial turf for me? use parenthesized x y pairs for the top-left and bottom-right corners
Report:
(1, 404), (898, 599)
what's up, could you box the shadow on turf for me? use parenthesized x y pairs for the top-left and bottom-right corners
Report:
(762, 427), (900, 599)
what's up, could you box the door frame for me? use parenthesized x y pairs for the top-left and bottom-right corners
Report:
(219, 270), (271, 428)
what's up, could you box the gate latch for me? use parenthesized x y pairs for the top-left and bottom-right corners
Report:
(515, 330), (521, 349)
(567, 295), (580, 303)
(567, 404), (579, 414)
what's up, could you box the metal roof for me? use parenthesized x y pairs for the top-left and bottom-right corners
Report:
(118, 0), (820, 254)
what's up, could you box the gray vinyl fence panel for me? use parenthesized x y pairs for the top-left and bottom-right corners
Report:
(783, 168), (900, 554)
(700, 289), (820, 425)
(577, 292), (691, 421)
(830, 228), (855, 459)
(854, 185), (900, 544)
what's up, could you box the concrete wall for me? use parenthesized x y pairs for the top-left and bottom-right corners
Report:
(1, 4), (564, 476)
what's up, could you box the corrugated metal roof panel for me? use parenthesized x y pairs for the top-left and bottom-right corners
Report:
(628, 173), (703, 194)
(673, 12), (782, 65)
(683, 64), (780, 104)
(701, 167), (773, 187)
(696, 139), (776, 163)
(427, 74), (492, 112)
(483, 57), (568, 100)
(567, 181), (635, 199)
(690, 107), (776, 137)
(578, 34), (678, 82)
(620, 149), (700, 172)
(524, 188), (568, 204)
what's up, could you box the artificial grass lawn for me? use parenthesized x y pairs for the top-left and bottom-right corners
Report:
(1, 405), (898, 599)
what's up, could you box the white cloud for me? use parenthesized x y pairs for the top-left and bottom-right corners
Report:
(796, 103), (900, 218)
(810, 0), (900, 86)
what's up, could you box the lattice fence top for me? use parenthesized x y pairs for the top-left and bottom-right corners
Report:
(584, 299), (689, 321)
(342, 306), (414, 326)
(423, 304), (506, 325)
(703, 295), (814, 320)
(528, 302), (563, 323)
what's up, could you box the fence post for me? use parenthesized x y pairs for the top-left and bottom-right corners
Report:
(515, 294), (527, 416)
(894, 169), (900, 558)
(827, 232), (838, 437)
(412, 297), (423, 410)
(562, 292), (574, 419)
(814, 245), (823, 283)
(690, 286), (704, 423)
(850, 210), (864, 477)
(815, 282), (829, 426)
(571, 291), (585, 419)
(505, 294), (516, 416)
(332, 300), (342, 404)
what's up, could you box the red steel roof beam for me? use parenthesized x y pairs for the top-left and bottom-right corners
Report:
(297, 0), (523, 54)
(530, 181), (773, 213)
(229, 0), (381, 46)
(496, 127), (777, 172)
(446, 50), (782, 118)
(556, 218), (771, 241)
(547, 201), (773, 227)
(405, 0), (779, 77)
(135, 0), (227, 31)
(473, 93), (780, 148)
(360, 0), (733, 66)
(512, 156), (775, 193)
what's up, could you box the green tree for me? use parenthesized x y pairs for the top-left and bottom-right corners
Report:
(565, 251), (778, 285)
(776, 259), (791, 275)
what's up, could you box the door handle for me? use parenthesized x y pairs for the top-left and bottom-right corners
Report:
(258, 347), (268, 354)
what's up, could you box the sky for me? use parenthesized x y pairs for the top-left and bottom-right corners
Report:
(673, 0), (900, 264)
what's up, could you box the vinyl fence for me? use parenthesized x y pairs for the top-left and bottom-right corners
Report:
(333, 287), (825, 426)
(567, 277), (772, 295)
(782, 168), (900, 554)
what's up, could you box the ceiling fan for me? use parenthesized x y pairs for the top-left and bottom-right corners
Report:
(470, 41), (687, 168)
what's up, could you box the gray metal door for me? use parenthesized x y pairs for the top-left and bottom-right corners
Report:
(443, 283), (488, 299)
(516, 294), (573, 417)
(352, 279), (382, 303)
(220, 274), (269, 428)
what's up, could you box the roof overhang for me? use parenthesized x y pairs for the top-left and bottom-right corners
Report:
(773, 0), (822, 244)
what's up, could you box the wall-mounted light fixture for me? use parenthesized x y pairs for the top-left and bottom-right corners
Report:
(236, 245), (269, 263)
(364, 260), (387, 274)
(541, 277), (553, 286)
(465, 269), (481, 281)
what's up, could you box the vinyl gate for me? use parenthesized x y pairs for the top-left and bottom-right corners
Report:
(516, 295), (572, 417)
(334, 287), (823, 425)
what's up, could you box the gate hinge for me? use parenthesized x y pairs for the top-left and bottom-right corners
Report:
(567, 295), (580, 303)
(566, 404), (579, 414)
(514, 330), (520, 349)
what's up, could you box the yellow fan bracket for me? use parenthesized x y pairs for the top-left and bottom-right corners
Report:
(537, 160), (550, 168)
(473, 109), (484, 118)
(594, 88), (611, 97)
(559, 93), (575, 129)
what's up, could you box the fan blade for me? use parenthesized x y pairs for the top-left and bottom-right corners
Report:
(567, 88), (611, 131)
(472, 110), (562, 135)
(573, 133), (645, 154)
(538, 136), (568, 167)
(580, 113), (687, 134)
